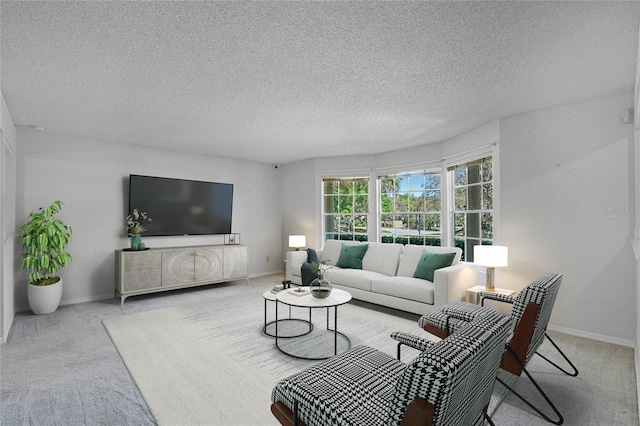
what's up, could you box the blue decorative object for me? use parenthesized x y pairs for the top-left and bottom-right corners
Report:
(130, 235), (142, 250)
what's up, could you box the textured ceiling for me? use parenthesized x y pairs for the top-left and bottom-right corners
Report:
(2, 1), (640, 165)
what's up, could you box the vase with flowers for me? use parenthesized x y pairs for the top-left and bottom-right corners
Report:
(126, 208), (152, 250)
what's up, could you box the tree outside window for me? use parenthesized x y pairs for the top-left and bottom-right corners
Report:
(379, 169), (441, 246)
(323, 177), (369, 242)
(451, 156), (493, 261)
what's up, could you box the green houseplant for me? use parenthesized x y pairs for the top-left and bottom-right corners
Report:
(19, 200), (72, 314)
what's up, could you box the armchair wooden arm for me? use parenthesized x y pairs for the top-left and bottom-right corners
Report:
(401, 398), (435, 426)
(271, 401), (308, 426)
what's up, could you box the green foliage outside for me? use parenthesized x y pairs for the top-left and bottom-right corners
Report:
(323, 157), (494, 256)
(324, 177), (368, 235)
(19, 200), (72, 285)
(326, 233), (368, 242)
(379, 171), (441, 231)
(381, 236), (441, 246)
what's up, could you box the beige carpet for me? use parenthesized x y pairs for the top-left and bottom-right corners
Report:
(102, 290), (431, 425)
(101, 284), (638, 426)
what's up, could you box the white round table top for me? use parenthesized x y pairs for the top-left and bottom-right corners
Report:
(276, 288), (352, 308)
(263, 290), (278, 301)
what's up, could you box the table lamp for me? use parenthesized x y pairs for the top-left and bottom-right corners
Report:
(474, 245), (508, 291)
(289, 235), (306, 251)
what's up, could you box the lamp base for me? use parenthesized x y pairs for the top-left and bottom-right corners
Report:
(485, 267), (496, 291)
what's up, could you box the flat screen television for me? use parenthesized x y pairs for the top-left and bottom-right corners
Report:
(128, 174), (233, 236)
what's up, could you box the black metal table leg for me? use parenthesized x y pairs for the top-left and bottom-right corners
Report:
(334, 306), (338, 355)
(263, 292), (313, 338)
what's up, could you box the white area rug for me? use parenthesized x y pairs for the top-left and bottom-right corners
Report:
(103, 290), (428, 425)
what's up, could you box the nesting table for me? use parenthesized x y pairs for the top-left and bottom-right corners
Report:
(272, 288), (352, 360)
(262, 290), (314, 338)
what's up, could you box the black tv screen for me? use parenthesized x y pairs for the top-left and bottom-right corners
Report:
(128, 175), (233, 236)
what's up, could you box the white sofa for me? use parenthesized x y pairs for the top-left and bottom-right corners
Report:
(285, 240), (478, 315)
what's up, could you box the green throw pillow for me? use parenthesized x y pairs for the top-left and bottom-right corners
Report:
(335, 244), (369, 269)
(413, 250), (456, 282)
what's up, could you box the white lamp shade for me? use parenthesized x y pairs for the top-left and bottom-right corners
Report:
(474, 245), (508, 267)
(289, 235), (306, 248)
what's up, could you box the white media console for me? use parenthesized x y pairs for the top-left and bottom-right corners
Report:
(115, 244), (249, 304)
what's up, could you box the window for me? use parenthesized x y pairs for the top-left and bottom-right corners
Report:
(319, 151), (496, 257)
(449, 156), (493, 261)
(378, 169), (441, 246)
(322, 177), (369, 242)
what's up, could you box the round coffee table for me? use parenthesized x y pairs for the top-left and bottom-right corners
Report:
(275, 288), (352, 360)
(262, 290), (313, 338)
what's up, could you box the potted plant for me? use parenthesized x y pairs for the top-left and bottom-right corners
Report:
(126, 208), (151, 250)
(19, 200), (72, 314)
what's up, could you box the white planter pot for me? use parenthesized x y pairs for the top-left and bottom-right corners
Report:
(28, 278), (63, 315)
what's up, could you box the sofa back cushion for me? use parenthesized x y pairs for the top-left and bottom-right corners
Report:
(320, 239), (360, 266)
(321, 240), (403, 277)
(362, 243), (403, 276)
(335, 244), (369, 269)
(397, 245), (462, 278)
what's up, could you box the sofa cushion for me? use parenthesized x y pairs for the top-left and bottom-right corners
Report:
(320, 239), (361, 266)
(397, 245), (461, 278)
(361, 243), (403, 276)
(371, 276), (435, 304)
(325, 268), (386, 292)
(336, 244), (369, 269)
(413, 250), (456, 282)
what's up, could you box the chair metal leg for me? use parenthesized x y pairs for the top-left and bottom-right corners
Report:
(497, 346), (564, 425)
(397, 342), (403, 360)
(483, 411), (496, 426)
(535, 332), (579, 377)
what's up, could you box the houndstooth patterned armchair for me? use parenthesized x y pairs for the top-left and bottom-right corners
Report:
(271, 310), (511, 426)
(401, 272), (578, 425)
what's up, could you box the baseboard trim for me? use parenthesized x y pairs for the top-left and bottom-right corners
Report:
(15, 275), (282, 313)
(249, 270), (283, 278)
(15, 292), (115, 313)
(61, 293), (116, 306)
(547, 323), (634, 348)
(636, 342), (640, 423)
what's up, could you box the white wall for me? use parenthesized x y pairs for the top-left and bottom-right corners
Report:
(14, 131), (283, 310)
(635, 23), (640, 416)
(280, 92), (636, 343)
(8, 91), (636, 343)
(1, 91), (18, 342)
(501, 92), (636, 344)
(280, 159), (317, 263)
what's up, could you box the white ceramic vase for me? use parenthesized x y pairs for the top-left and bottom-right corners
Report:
(28, 278), (63, 315)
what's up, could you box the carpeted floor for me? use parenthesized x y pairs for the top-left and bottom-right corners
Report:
(102, 288), (431, 425)
(2, 274), (638, 425)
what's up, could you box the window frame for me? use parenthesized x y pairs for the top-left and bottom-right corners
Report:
(316, 144), (499, 253)
(377, 168), (443, 246)
(321, 175), (371, 242)
(442, 144), (500, 261)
